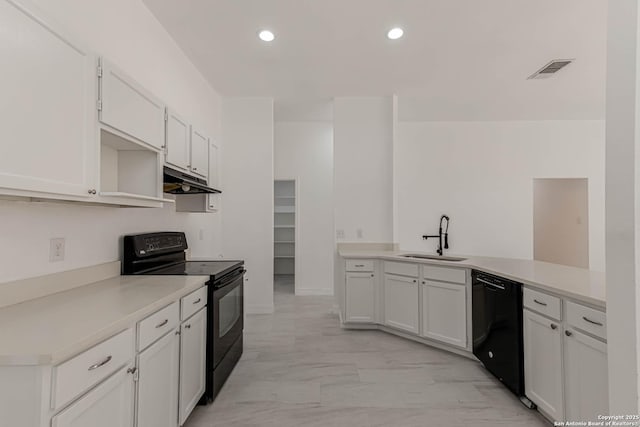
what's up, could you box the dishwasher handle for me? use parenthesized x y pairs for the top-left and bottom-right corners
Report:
(476, 277), (506, 291)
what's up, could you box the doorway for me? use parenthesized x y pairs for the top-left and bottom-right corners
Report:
(274, 179), (297, 293)
(533, 178), (589, 269)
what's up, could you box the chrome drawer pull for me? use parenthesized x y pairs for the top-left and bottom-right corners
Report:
(533, 299), (547, 306)
(582, 316), (603, 326)
(88, 355), (112, 371)
(355, 264), (364, 267)
(155, 319), (169, 328)
(193, 298), (201, 304)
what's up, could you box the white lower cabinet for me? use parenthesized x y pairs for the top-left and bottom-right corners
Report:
(421, 280), (466, 348)
(179, 307), (207, 425)
(523, 309), (564, 421)
(136, 331), (180, 427)
(564, 328), (608, 422)
(52, 365), (135, 427)
(345, 272), (376, 323)
(384, 273), (419, 334)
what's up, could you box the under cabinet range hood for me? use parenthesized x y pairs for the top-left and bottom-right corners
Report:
(163, 166), (221, 195)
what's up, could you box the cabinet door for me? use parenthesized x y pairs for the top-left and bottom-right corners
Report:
(165, 109), (190, 171)
(99, 58), (165, 150)
(179, 308), (207, 425)
(0, 0), (96, 197)
(189, 128), (209, 178)
(523, 309), (564, 421)
(345, 272), (376, 323)
(208, 142), (219, 188)
(421, 280), (466, 348)
(52, 366), (134, 427)
(384, 274), (419, 334)
(564, 328), (608, 422)
(137, 331), (180, 427)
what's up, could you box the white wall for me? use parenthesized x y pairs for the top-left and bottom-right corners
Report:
(0, 0), (223, 283)
(333, 97), (393, 242)
(605, 0), (640, 413)
(395, 120), (605, 271)
(221, 98), (274, 314)
(274, 122), (334, 295)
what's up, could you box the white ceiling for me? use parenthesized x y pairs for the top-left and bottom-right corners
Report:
(143, 0), (607, 120)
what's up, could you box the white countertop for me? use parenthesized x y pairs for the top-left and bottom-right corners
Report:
(339, 249), (606, 308)
(0, 274), (208, 366)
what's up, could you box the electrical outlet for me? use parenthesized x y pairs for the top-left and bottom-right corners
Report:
(357, 228), (364, 239)
(50, 238), (65, 262)
(336, 229), (345, 239)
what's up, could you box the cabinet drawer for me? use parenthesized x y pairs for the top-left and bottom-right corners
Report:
(384, 261), (418, 277)
(138, 302), (179, 351)
(566, 301), (606, 340)
(181, 286), (207, 321)
(523, 287), (561, 321)
(422, 265), (466, 284)
(346, 260), (374, 272)
(53, 328), (134, 410)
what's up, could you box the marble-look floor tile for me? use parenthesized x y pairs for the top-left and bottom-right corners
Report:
(183, 284), (550, 427)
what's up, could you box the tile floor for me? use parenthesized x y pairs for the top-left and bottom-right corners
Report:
(184, 281), (550, 427)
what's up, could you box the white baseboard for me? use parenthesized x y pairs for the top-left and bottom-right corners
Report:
(295, 288), (334, 296)
(245, 304), (274, 314)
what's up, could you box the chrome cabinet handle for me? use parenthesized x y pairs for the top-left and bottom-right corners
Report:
(413, 279), (417, 283)
(565, 330), (573, 337)
(193, 167), (198, 171)
(550, 324), (557, 330)
(355, 264), (364, 267)
(185, 324), (191, 329)
(155, 319), (169, 328)
(127, 367), (137, 375)
(371, 274), (374, 278)
(88, 355), (112, 371)
(582, 316), (603, 326)
(533, 299), (547, 306)
(88, 189), (97, 195)
(193, 298), (201, 304)
(175, 330), (181, 336)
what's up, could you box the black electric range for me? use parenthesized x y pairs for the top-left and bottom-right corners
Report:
(122, 232), (245, 403)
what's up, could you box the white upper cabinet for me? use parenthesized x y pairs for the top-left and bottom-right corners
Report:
(98, 58), (165, 150)
(189, 127), (209, 178)
(165, 109), (190, 171)
(0, 0), (96, 198)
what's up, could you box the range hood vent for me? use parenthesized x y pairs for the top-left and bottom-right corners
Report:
(528, 59), (574, 80)
(163, 166), (221, 195)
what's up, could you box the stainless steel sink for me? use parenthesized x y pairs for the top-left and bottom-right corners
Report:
(400, 254), (467, 262)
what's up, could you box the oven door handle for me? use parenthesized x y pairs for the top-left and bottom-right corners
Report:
(216, 269), (246, 289)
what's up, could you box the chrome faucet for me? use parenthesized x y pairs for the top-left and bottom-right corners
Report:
(422, 215), (450, 256)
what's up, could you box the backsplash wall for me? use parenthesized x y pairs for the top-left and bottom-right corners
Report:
(0, 200), (222, 283)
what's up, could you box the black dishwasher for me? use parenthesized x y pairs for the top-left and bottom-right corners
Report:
(472, 270), (528, 402)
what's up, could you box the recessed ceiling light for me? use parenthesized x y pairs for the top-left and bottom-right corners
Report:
(387, 27), (404, 40)
(258, 30), (275, 42)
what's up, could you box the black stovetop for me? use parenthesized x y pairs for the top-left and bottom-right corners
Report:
(139, 260), (243, 281)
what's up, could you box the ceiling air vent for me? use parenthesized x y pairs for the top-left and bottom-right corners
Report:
(527, 59), (574, 80)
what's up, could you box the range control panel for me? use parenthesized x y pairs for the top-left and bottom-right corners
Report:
(126, 232), (188, 257)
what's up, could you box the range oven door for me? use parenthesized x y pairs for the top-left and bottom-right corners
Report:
(212, 269), (244, 368)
